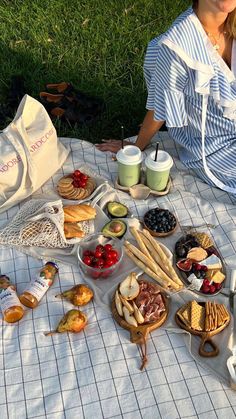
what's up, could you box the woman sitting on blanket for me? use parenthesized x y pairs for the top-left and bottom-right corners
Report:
(96, 0), (236, 193)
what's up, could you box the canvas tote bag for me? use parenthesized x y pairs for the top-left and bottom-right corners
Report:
(0, 94), (69, 213)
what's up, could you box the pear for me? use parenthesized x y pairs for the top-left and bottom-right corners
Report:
(119, 272), (140, 300)
(55, 284), (93, 306)
(123, 306), (138, 327)
(115, 290), (123, 317)
(133, 301), (145, 324)
(44, 309), (87, 336)
(119, 295), (134, 314)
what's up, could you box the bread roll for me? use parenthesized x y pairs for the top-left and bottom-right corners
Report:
(63, 204), (96, 223)
(64, 223), (85, 239)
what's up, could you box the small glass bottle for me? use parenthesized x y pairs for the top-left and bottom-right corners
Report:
(0, 275), (24, 323)
(19, 262), (58, 309)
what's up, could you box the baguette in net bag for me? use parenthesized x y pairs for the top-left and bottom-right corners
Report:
(0, 199), (94, 248)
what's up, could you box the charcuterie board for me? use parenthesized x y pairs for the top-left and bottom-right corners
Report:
(175, 301), (230, 357)
(111, 277), (169, 369)
(111, 290), (169, 344)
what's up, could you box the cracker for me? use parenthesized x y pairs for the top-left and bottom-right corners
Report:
(181, 303), (191, 327)
(177, 303), (191, 327)
(205, 301), (210, 331)
(192, 232), (214, 249)
(218, 304), (229, 323)
(191, 301), (205, 331)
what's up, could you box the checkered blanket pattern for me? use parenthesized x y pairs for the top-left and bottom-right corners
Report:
(0, 133), (236, 418)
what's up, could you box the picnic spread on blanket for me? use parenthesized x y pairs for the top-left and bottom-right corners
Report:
(1, 96), (236, 418)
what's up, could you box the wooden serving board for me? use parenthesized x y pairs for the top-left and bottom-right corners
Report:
(111, 288), (169, 344)
(175, 303), (230, 357)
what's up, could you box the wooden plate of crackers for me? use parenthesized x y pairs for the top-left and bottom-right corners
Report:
(175, 300), (230, 357)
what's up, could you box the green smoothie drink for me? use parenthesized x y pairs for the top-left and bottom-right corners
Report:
(145, 150), (173, 191)
(116, 145), (142, 187)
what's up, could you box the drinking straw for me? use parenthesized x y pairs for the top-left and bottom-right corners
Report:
(154, 142), (159, 161)
(121, 125), (124, 149)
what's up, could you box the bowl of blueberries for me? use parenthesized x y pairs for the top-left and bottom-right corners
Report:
(143, 207), (177, 237)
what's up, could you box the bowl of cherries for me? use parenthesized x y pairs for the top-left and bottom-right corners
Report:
(77, 233), (123, 279)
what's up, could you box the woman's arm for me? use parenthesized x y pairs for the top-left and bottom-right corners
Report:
(95, 110), (164, 153)
(135, 110), (164, 150)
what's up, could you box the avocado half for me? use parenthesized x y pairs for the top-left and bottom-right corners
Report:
(107, 201), (128, 218)
(102, 220), (127, 239)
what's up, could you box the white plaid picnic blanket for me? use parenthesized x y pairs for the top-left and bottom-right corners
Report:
(0, 132), (236, 419)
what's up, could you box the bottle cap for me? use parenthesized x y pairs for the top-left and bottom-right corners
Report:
(45, 262), (59, 273)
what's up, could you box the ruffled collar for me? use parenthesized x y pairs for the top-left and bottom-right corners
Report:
(161, 7), (235, 81)
(159, 7), (236, 120)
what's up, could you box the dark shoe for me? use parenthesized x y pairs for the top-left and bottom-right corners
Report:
(46, 81), (104, 112)
(45, 82), (73, 95)
(39, 92), (74, 113)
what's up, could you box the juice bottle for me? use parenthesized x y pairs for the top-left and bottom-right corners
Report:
(19, 262), (58, 308)
(0, 275), (24, 323)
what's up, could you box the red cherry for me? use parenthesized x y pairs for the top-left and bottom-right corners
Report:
(105, 259), (114, 267)
(91, 271), (101, 279)
(209, 285), (216, 294)
(203, 279), (210, 286)
(83, 256), (92, 266)
(94, 249), (103, 258)
(194, 263), (202, 271)
(104, 244), (112, 252)
(101, 270), (111, 278)
(80, 180), (87, 188)
(74, 170), (81, 178)
(103, 263), (110, 268)
(110, 250), (118, 259)
(214, 282), (222, 291)
(80, 174), (88, 181)
(96, 259), (104, 268)
(72, 180), (80, 188)
(83, 250), (92, 257)
(202, 285), (210, 293)
(105, 251), (113, 260)
(96, 245), (104, 253)
(201, 265), (208, 272)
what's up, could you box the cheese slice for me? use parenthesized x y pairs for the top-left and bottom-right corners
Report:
(201, 255), (222, 270)
(211, 271), (225, 284)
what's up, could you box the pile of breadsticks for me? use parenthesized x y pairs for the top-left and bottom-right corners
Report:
(124, 227), (183, 291)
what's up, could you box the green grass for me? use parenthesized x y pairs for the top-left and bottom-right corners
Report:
(0, 0), (190, 142)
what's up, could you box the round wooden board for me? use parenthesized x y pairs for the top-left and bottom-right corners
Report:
(111, 283), (170, 344)
(175, 303), (230, 357)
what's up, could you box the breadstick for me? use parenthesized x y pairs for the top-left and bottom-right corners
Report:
(124, 247), (169, 290)
(129, 227), (154, 261)
(124, 243), (180, 290)
(142, 229), (183, 287)
(139, 233), (168, 273)
(124, 240), (178, 288)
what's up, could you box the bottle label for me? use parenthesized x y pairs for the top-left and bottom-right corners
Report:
(25, 275), (52, 301)
(0, 286), (22, 313)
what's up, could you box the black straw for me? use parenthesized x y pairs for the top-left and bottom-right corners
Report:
(154, 142), (159, 161)
(121, 125), (124, 149)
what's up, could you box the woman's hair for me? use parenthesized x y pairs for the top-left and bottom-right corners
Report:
(192, 1), (236, 38)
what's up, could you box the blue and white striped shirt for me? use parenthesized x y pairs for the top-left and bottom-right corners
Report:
(144, 7), (236, 191)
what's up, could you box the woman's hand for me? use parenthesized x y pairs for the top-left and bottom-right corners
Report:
(95, 139), (130, 153)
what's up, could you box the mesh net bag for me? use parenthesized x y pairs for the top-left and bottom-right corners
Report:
(0, 199), (94, 248)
